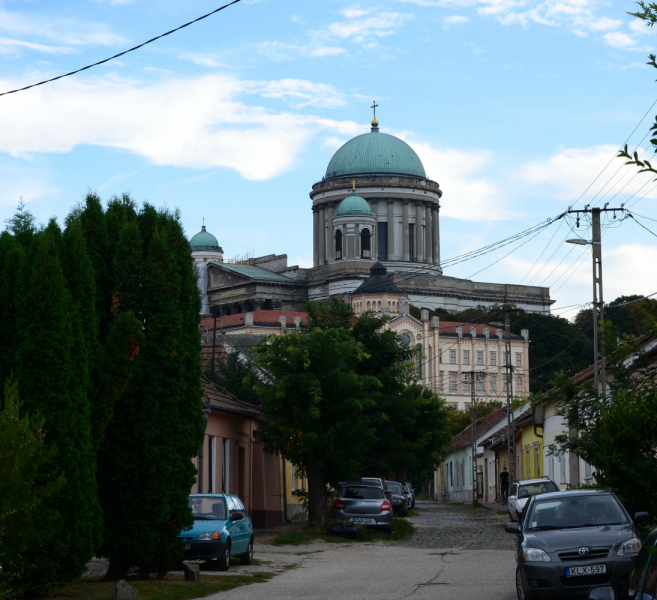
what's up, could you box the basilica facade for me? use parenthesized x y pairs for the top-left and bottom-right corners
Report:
(191, 114), (553, 317)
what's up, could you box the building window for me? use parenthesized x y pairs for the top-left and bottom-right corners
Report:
(517, 376), (523, 394)
(360, 227), (371, 259)
(503, 352), (507, 366)
(476, 374), (485, 392)
(464, 374), (471, 392)
(415, 344), (423, 380)
(449, 373), (457, 390)
(449, 350), (456, 364)
(439, 349), (443, 363)
(516, 353), (522, 367)
(400, 332), (411, 346)
(463, 350), (470, 365)
(377, 222), (388, 260)
(335, 229), (342, 260)
(477, 350), (484, 366)
(490, 375), (497, 392)
(428, 346), (433, 382)
(409, 223), (416, 261)
(490, 352), (496, 366)
(439, 371), (444, 391)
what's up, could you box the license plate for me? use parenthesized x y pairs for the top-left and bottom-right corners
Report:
(565, 565), (607, 577)
(350, 517), (375, 525)
(185, 544), (191, 550)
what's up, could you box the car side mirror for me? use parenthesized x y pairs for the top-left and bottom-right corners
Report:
(230, 512), (244, 522)
(635, 512), (649, 523)
(588, 585), (616, 600)
(505, 523), (520, 534)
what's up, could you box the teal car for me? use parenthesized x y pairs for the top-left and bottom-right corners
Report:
(180, 494), (254, 571)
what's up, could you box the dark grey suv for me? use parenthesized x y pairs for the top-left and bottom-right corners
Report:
(506, 489), (647, 599)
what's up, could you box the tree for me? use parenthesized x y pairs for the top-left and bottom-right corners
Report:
(253, 322), (378, 527)
(99, 206), (204, 579)
(13, 224), (101, 587)
(212, 349), (261, 406)
(550, 331), (657, 517)
(0, 377), (64, 596)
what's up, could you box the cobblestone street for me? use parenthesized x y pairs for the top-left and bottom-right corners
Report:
(197, 501), (518, 600)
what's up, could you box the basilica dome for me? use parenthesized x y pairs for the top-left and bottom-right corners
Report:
(325, 122), (426, 181)
(334, 193), (375, 217)
(190, 225), (222, 252)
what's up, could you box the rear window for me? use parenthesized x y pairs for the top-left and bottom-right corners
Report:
(518, 481), (559, 498)
(341, 486), (384, 500)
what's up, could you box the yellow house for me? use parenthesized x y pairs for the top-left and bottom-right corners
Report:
(282, 459), (306, 522)
(516, 413), (543, 480)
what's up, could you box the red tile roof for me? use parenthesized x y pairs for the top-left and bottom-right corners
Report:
(199, 311), (308, 331)
(449, 406), (508, 451)
(437, 321), (523, 340)
(201, 375), (261, 418)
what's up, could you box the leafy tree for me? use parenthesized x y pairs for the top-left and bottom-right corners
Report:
(99, 206), (204, 579)
(445, 399), (503, 439)
(253, 320), (378, 527)
(551, 330), (657, 517)
(211, 349), (261, 405)
(13, 224), (100, 587)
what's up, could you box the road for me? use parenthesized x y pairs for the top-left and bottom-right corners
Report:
(199, 502), (518, 600)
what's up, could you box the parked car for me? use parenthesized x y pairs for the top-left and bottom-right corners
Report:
(508, 477), (560, 522)
(384, 480), (409, 516)
(505, 489), (647, 600)
(615, 527), (657, 600)
(401, 482), (414, 509)
(333, 482), (393, 533)
(179, 494), (254, 571)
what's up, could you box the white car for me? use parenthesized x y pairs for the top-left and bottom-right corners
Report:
(507, 477), (559, 522)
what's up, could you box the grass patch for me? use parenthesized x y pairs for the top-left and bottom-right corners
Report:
(406, 509), (420, 518)
(448, 502), (464, 506)
(496, 510), (508, 516)
(270, 517), (415, 546)
(40, 572), (275, 600)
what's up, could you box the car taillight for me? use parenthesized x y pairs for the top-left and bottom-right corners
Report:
(333, 499), (345, 510)
(381, 500), (391, 512)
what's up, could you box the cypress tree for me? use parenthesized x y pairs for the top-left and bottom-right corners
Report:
(14, 224), (98, 586)
(100, 207), (203, 578)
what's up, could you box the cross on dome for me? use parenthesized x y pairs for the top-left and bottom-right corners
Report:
(371, 100), (379, 128)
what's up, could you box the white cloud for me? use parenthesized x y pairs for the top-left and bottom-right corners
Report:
(444, 15), (469, 23)
(0, 37), (76, 56)
(180, 53), (227, 68)
(0, 166), (55, 208)
(314, 7), (415, 46)
(603, 31), (649, 51)
(258, 41), (347, 60)
(0, 73), (360, 181)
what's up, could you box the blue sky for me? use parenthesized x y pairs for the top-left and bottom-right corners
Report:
(1, 0), (657, 315)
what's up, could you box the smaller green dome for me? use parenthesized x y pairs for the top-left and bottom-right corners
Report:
(334, 193), (375, 217)
(190, 225), (222, 252)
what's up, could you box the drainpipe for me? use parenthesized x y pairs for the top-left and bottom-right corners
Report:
(281, 455), (291, 523)
(198, 407), (211, 493)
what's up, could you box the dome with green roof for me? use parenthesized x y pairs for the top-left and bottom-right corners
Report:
(334, 193), (375, 217)
(325, 122), (426, 181)
(190, 225), (222, 252)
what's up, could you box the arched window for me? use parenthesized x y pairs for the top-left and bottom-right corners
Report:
(360, 228), (371, 258)
(400, 332), (411, 346)
(377, 300), (382, 311)
(335, 229), (343, 260)
(415, 344), (423, 380)
(367, 301), (371, 311)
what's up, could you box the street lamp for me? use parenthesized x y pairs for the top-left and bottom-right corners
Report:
(566, 238), (589, 246)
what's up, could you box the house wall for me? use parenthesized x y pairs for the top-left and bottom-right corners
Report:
(519, 422), (543, 480)
(442, 446), (473, 503)
(283, 460), (307, 522)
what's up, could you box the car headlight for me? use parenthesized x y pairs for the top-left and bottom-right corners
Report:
(523, 548), (551, 562)
(198, 532), (221, 541)
(617, 538), (642, 556)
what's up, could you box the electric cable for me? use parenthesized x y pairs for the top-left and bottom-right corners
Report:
(0, 0), (243, 97)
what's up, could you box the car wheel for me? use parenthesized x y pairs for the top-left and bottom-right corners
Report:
(241, 538), (253, 565)
(516, 567), (538, 600)
(217, 543), (231, 572)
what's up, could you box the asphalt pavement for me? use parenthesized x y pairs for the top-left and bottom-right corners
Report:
(198, 501), (518, 600)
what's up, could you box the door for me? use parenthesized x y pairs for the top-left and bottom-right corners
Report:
(226, 496), (248, 555)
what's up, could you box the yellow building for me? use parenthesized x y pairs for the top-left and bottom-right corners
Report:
(516, 414), (543, 480)
(282, 459), (306, 522)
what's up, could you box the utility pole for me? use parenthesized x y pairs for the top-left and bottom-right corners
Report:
(468, 370), (487, 506)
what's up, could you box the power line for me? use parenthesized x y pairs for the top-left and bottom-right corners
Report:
(0, 0), (243, 98)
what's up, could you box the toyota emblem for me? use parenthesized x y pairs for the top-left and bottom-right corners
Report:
(578, 547), (590, 556)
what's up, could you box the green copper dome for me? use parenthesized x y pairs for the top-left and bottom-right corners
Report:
(334, 193), (375, 217)
(190, 225), (222, 252)
(325, 125), (426, 180)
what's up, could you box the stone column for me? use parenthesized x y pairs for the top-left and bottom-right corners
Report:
(415, 202), (424, 263)
(425, 203), (433, 264)
(326, 202), (334, 263)
(432, 204), (440, 266)
(402, 201), (410, 262)
(387, 200), (395, 260)
(319, 205), (326, 265)
(313, 206), (319, 267)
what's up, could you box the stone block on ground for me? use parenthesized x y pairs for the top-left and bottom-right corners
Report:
(182, 561), (202, 581)
(111, 579), (139, 600)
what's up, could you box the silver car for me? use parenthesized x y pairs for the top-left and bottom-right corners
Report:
(333, 483), (393, 533)
(508, 477), (559, 522)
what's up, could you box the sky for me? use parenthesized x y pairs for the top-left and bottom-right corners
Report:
(1, 0), (657, 317)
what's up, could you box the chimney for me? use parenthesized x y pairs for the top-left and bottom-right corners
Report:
(431, 316), (440, 330)
(294, 316), (301, 329)
(421, 309), (429, 322)
(400, 297), (410, 316)
(470, 326), (477, 339)
(279, 315), (287, 329)
(521, 329), (529, 341)
(456, 325), (463, 340)
(484, 327), (490, 339)
(245, 312), (253, 327)
(496, 328), (503, 340)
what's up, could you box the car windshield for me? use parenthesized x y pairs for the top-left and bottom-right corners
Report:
(518, 481), (559, 499)
(386, 482), (403, 494)
(341, 486), (384, 500)
(189, 496), (227, 520)
(526, 495), (628, 531)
